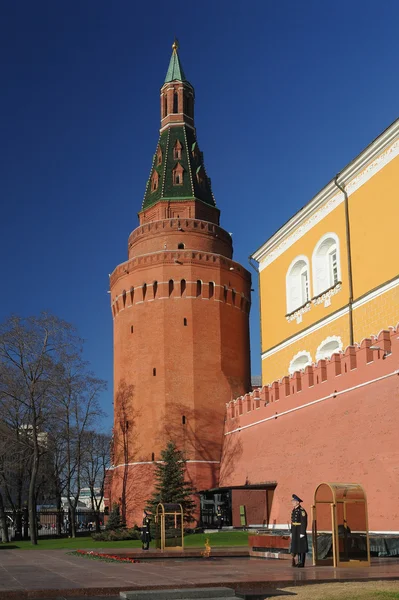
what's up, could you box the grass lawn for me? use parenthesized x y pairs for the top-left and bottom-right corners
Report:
(0, 530), (249, 550)
(272, 581), (399, 600)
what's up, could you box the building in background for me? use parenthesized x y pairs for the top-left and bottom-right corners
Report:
(252, 119), (399, 385)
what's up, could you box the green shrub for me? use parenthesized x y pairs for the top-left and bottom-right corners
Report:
(105, 503), (126, 531)
(92, 527), (141, 541)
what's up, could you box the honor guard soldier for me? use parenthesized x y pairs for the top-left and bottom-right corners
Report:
(290, 494), (308, 567)
(141, 511), (151, 551)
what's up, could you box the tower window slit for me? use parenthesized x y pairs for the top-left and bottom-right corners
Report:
(153, 368), (156, 376)
(183, 318), (187, 326)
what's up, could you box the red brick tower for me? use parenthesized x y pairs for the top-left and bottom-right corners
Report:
(108, 42), (251, 525)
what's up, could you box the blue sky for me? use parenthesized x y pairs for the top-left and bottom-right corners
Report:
(1, 0), (398, 427)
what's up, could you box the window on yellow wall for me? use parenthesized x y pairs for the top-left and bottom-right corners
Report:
(316, 336), (343, 361)
(313, 233), (341, 295)
(286, 256), (311, 314)
(289, 351), (312, 374)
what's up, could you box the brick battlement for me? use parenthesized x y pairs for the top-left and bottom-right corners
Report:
(128, 218), (232, 246)
(226, 326), (399, 428)
(110, 251), (250, 288)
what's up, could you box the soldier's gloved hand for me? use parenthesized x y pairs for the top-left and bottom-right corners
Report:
(300, 534), (305, 538)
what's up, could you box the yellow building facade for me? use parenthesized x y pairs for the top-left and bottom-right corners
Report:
(252, 119), (399, 385)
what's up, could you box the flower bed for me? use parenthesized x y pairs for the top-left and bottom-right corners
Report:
(70, 550), (140, 563)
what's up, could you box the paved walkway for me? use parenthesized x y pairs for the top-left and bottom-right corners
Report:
(1, 548), (399, 599)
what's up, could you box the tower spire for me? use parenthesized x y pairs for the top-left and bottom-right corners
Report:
(164, 39), (187, 83)
(140, 44), (217, 216)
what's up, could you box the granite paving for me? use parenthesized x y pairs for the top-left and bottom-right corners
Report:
(0, 548), (399, 599)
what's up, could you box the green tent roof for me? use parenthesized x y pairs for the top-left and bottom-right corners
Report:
(164, 47), (187, 83)
(141, 125), (216, 211)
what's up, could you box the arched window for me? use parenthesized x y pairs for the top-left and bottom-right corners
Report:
(142, 283), (147, 301)
(286, 256), (310, 313)
(316, 336), (343, 361)
(169, 279), (174, 297)
(173, 140), (182, 160)
(289, 351), (312, 375)
(312, 233), (341, 296)
(196, 280), (202, 297)
(209, 281), (214, 299)
(151, 170), (159, 192)
(122, 290), (126, 308)
(232, 289), (236, 306)
(130, 287), (134, 305)
(178, 242), (185, 249)
(156, 146), (162, 166)
(173, 91), (178, 113)
(173, 164), (184, 186)
(180, 279), (186, 297)
(163, 95), (168, 118)
(153, 281), (158, 299)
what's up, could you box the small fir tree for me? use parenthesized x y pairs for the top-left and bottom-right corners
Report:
(147, 441), (196, 522)
(105, 502), (126, 530)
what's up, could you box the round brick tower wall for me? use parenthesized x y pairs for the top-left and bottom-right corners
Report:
(107, 44), (251, 525)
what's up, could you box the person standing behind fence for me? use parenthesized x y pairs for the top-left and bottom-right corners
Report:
(141, 511), (151, 550)
(290, 494), (308, 568)
(216, 506), (224, 530)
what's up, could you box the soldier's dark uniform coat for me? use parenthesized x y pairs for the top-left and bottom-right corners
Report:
(291, 505), (308, 554)
(141, 515), (151, 550)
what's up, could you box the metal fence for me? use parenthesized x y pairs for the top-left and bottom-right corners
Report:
(4, 509), (105, 540)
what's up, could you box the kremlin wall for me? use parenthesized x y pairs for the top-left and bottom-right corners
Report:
(107, 44), (399, 534)
(220, 327), (399, 532)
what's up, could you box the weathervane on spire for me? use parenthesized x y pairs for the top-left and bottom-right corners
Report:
(172, 37), (179, 53)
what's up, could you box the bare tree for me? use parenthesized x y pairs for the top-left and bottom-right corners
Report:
(0, 313), (90, 544)
(81, 430), (111, 532)
(0, 489), (8, 543)
(113, 380), (137, 525)
(53, 354), (106, 538)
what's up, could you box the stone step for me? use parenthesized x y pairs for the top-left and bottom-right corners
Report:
(120, 588), (236, 600)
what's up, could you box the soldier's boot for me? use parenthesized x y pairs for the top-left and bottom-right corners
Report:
(297, 553), (306, 568)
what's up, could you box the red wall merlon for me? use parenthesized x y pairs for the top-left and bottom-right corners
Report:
(221, 327), (399, 532)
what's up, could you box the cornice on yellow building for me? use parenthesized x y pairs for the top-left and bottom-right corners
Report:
(252, 118), (399, 270)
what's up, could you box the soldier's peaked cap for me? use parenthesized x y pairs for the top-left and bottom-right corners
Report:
(292, 494), (303, 502)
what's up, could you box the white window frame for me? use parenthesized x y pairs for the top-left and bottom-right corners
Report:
(312, 233), (341, 296)
(289, 350), (312, 375)
(316, 336), (343, 361)
(286, 255), (311, 314)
